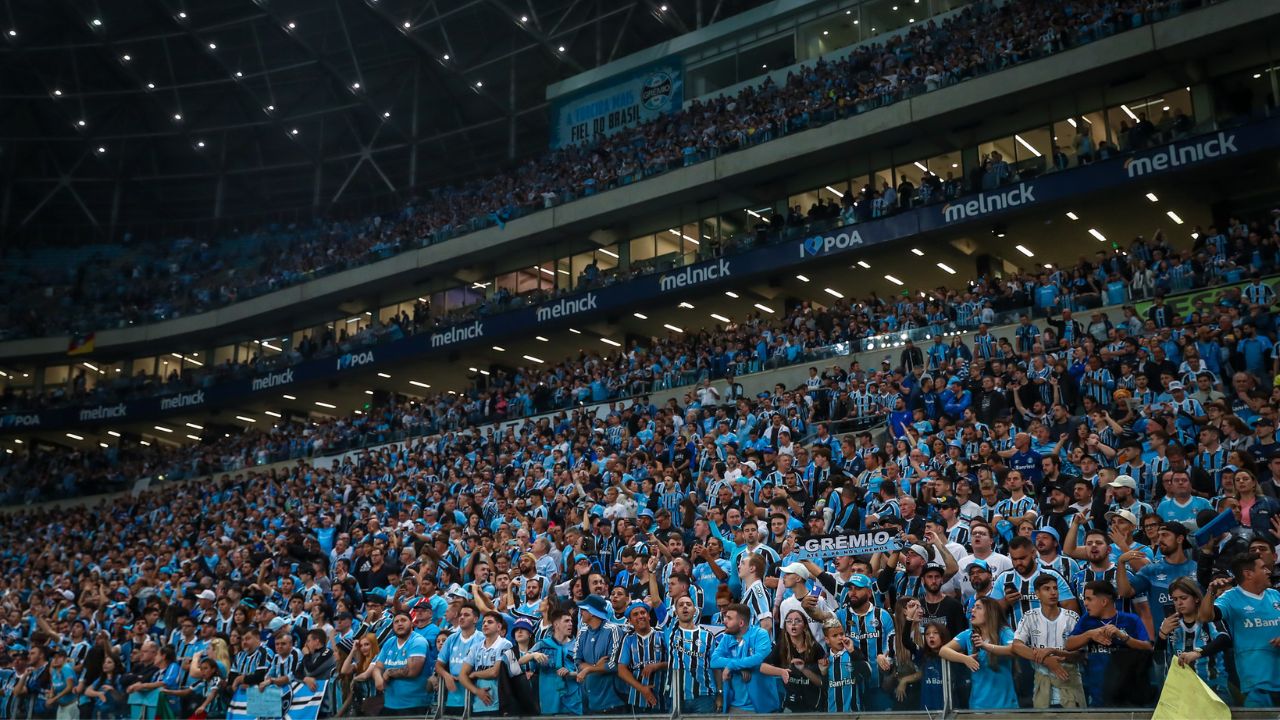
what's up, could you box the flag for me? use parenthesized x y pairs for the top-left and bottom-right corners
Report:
(1152, 661), (1230, 720)
(228, 680), (327, 720)
(68, 331), (95, 356)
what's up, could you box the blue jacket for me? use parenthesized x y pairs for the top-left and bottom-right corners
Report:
(710, 626), (781, 713)
(942, 389), (971, 418)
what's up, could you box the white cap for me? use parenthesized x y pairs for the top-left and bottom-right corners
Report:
(778, 562), (812, 580)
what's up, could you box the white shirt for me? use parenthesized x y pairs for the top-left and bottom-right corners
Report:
(944, 552), (1013, 598)
(1013, 607), (1080, 676)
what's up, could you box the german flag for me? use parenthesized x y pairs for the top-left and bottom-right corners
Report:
(67, 331), (95, 356)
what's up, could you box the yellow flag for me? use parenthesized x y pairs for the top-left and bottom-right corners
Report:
(1152, 660), (1231, 720)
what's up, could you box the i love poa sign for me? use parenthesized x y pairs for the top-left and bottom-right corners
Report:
(795, 530), (905, 560)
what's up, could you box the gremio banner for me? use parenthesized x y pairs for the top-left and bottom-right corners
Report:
(795, 530), (906, 560)
(549, 57), (683, 148)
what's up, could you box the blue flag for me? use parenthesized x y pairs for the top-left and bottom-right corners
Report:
(227, 680), (327, 720)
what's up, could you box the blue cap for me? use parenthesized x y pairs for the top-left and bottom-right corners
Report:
(365, 589), (387, 604)
(624, 601), (651, 619)
(848, 574), (873, 589)
(513, 618), (536, 634)
(577, 594), (611, 621)
(1032, 526), (1061, 546)
(638, 508), (655, 519)
(967, 558), (991, 574)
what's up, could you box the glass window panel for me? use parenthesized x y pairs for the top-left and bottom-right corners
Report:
(860, 0), (911, 36)
(45, 365), (69, 387)
(788, 189), (820, 218)
(630, 234), (656, 263)
(687, 55), (735, 98)
(1011, 127), (1050, 176)
(495, 271), (519, 295)
(799, 14), (860, 62)
(736, 35), (795, 83)
(679, 223), (702, 263)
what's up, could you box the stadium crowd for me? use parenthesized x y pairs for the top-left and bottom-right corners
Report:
(4, 199), (1279, 505)
(2, 214), (1280, 717)
(0, 0), (1202, 342)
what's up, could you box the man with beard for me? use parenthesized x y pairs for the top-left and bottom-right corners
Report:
(1036, 483), (1073, 541)
(990, 537), (1079, 631)
(962, 559), (996, 612)
(513, 553), (551, 601)
(835, 574), (895, 711)
(1116, 522), (1197, 641)
(1032, 527), (1079, 583)
(710, 604), (778, 714)
(371, 612), (431, 716)
(1104, 474), (1154, 522)
(919, 563), (967, 637)
(1071, 528), (1150, 620)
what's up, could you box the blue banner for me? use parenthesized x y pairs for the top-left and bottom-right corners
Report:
(550, 57), (683, 148)
(4, 119), (1278, 434)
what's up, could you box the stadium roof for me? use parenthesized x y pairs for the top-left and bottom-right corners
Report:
(1, 0), (769, 241)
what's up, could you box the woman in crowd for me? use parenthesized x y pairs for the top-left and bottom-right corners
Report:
(79, 654), (125, 720)
(761, 609), (825, 712)
(1225, 469), (1280, 539)
(1159, 577), (1232, 703)
(939, 598), (1018, 710)
(338, 632), (381, 716)
(889, 597), (924, 710)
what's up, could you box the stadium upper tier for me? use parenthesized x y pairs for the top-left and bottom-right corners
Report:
(3, 104), (1279, 430)
(3, 185), (1278, 505)
(0, 0), (1244, 351)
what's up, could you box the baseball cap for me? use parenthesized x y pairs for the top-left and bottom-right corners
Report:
(922, 562), (946, 575)
(904, 544), (929, 559)
(778, 562), (812, 580)
(967, 558), (991, 574)
(847, 574), (873, 589)
(1110, 475), (1137, 490)
(197, 589), (216, 601)
(1105, 508), (1139, 527)
(1167, 381), (1184, 391)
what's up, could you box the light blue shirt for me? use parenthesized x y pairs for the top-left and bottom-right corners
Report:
(377, 634), (431, 710)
